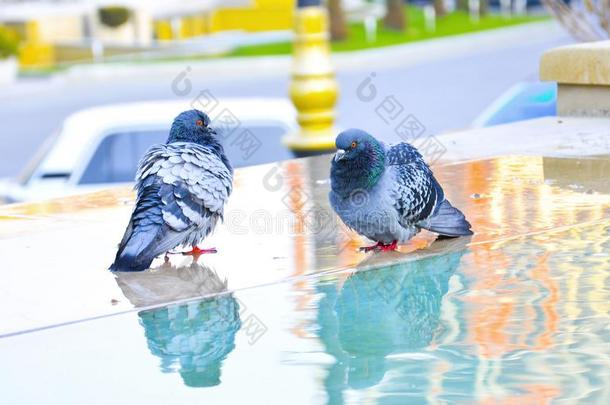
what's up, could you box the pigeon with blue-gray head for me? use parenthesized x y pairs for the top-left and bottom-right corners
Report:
(110, 109), (232, 272)
(329, 129), (472, 252)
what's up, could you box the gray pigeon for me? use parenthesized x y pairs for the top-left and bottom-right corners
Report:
(110, 110), (233, 272)
(329, 129), (472, 252)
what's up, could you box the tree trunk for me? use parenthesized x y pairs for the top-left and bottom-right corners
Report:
(327, 0), (348, 41)
(457, 0), (488, 16)
(434, 0), (447, 17)
(384, 0), (406, 31)
(480, 0), (489, 16)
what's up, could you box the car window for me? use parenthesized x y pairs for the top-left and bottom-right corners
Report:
(78, 129), (167, 184)
(78, 123), (292, 184)
(220, 124), (292, 168)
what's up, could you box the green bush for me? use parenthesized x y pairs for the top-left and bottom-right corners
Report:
(0, 25), (19, 59)
(98, 6), (130, 28)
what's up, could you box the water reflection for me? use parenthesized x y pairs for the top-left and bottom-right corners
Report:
(315, 243), (468, 402)
(115, 263), (241, 388)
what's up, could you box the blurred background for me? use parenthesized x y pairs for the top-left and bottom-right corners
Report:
(0, 0), (605, 203)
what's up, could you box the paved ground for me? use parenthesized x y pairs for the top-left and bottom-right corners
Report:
(0, 21), (572, 178)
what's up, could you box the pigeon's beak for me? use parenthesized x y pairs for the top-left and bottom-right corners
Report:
(334, 149), (346, 162)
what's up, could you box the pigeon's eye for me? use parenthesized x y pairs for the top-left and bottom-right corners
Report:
(351, 141), (357, 149)
(195, 120), (204, 127)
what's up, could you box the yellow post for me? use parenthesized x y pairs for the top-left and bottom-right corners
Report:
(18, 20), (55, 68)
(283, 1), (338, 153)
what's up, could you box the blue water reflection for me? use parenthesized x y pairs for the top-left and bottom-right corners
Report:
(117, 263), (241, 388)
(138, 294), (240, 387)
(315, 247), (467, 402)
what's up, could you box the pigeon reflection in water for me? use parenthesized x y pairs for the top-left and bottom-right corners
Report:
(116, 263), (241, 388)
(316, 243), (467, 399)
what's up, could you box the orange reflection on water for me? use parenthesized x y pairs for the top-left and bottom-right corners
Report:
(434, 156), (610, 363)
(530, 252), (559, 349)
(474, 383), (561, 405)
(0, 188), (134, 218)
(284, 160), (311, 338)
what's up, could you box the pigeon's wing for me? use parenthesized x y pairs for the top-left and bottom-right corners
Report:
(111, 143), (232, 271)
(386, 142), (427, 168)
(390, 164), (442, 226)
(386, 143), (443, 226)
(387, 143), (472, 236)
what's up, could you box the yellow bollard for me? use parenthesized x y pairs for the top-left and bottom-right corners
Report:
(283, 5), (339, 154)
(18, 20), (55, 68)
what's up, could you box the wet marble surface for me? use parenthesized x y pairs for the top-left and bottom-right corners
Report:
(2, 153), (610, 337)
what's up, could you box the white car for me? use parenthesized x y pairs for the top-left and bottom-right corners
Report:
(0, 98), (297, 203)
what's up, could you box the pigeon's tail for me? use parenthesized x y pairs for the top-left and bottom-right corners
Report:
(110, 182), (172, 272)
(110, 248), (155, 273)
(419, 200), (473, 237)
(110, 256), (151, 273)
(109, 222), (159, 272)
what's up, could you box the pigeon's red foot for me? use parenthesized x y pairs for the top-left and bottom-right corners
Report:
(181, 246), (217, 257)
(379, 240), (398, 252)
(178, 247), (217, 262)
(359, 240), (398, 252)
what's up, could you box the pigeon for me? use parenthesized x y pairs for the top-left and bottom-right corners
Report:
(329, 129), (472, 252)
(110, 109), (233, 272)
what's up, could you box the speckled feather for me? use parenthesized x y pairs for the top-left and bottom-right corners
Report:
(386, 143), (443, 226)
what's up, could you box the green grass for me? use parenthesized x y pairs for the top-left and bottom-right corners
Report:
(230, 8), (548, 57)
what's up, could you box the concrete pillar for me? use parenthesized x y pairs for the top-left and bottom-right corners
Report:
(540, 41), (610, 117)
